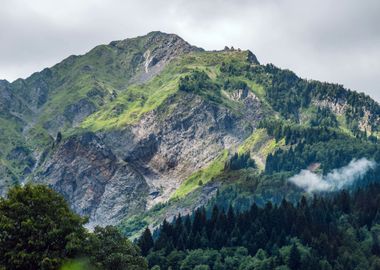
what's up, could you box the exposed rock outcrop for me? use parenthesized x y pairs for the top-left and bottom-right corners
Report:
(312, 97), (380, 132)
(128, 31), (203, 83)
(99, 90), (263, 210)
(33, 85), (263, 225)
(33, 132), (149, 226)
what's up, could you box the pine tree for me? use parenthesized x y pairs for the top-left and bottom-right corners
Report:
(138, 227), (154, 256)
(227, 204), (235, 232)
(56, 131), (62, 144)
(288, 243), (301, 270)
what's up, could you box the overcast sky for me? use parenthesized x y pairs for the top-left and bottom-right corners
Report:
(1, 0), (379, 101)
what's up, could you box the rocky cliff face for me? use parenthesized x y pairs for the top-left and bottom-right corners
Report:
(34, 87), (263, 225)
(100, 90), (263, 209)
(34, 132), (149, 226)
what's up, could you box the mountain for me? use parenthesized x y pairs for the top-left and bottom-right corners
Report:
(1, 31), (380, 233)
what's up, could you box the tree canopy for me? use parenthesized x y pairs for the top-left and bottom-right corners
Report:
(0, 184), (147, 270)
(140, 184), (380, 270)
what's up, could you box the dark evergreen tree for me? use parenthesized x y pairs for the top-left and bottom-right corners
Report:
(138, 227), (154, 256)
(288, 243), (301, 270)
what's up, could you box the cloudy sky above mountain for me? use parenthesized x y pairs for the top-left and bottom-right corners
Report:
(1, 0), (379, 101)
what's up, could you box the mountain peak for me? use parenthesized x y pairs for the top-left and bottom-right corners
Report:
(0, 80), (9, 87)
(109, 31), (203, 53)
(145, 30), (181, 39)
(107, 31), (203, 83)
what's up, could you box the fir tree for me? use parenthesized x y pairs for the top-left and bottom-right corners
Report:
(138, 227), (154, 256)
(288, 243), (301, 270)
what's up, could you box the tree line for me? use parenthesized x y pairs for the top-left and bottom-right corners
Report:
(139, 183), (380, 270)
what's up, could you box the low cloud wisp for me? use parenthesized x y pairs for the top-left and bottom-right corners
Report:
(289, 158), (377, 193)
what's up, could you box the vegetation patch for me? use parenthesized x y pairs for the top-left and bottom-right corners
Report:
(171, 150), (229, 199)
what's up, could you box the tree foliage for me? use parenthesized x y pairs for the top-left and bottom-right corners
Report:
(0, 184), (87, 269)
(179, 70), (219, 93)
(85, 226), (147, 270)
(224, 152), (256, 171)
(0, 184), (147, 270)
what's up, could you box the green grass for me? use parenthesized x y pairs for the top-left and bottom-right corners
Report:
(180, 50), (252, 70)
(81, 50), (256, 131)
(261, 138), (285, 157)
(31, 47), (264, 134)
(336, 114), (354, 136)
(0, 158), (18, 186)
(60, 259), (93, 270)
(299, 106), (317, 126)
(238, 129), (268, 154)
(237, 129), (285, 171)
(245, 80), (266, 99)
(171, 150), (229, 199)
(0, 117), (33, 179)
(0, 118), (24, 155)
(25, 125), (54, 150)
(12, 33), (174, 136)
(81, 75), (179, 131)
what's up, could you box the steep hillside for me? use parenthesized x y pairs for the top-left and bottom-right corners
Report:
(1, 31), (379, 230)
(0, 31), (201, 184)
(32, 48), (265, 225)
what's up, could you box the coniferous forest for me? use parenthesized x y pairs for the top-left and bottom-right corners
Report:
(138, 184), (380, 270)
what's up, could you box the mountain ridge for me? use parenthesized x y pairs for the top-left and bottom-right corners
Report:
(1, 31), (379, 232)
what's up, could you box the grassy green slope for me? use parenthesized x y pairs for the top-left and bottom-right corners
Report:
(0, 34), (159, 184)
(80, 49), (260, 131)
(238, 128), (286, 170)
(171, 150), (229, 199)
(0, 116), (33, 180)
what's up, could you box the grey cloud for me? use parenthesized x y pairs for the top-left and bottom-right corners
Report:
(0, 0), (379, 101)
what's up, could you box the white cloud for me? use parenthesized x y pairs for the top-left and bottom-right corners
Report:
(289, 158), (377, 193)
